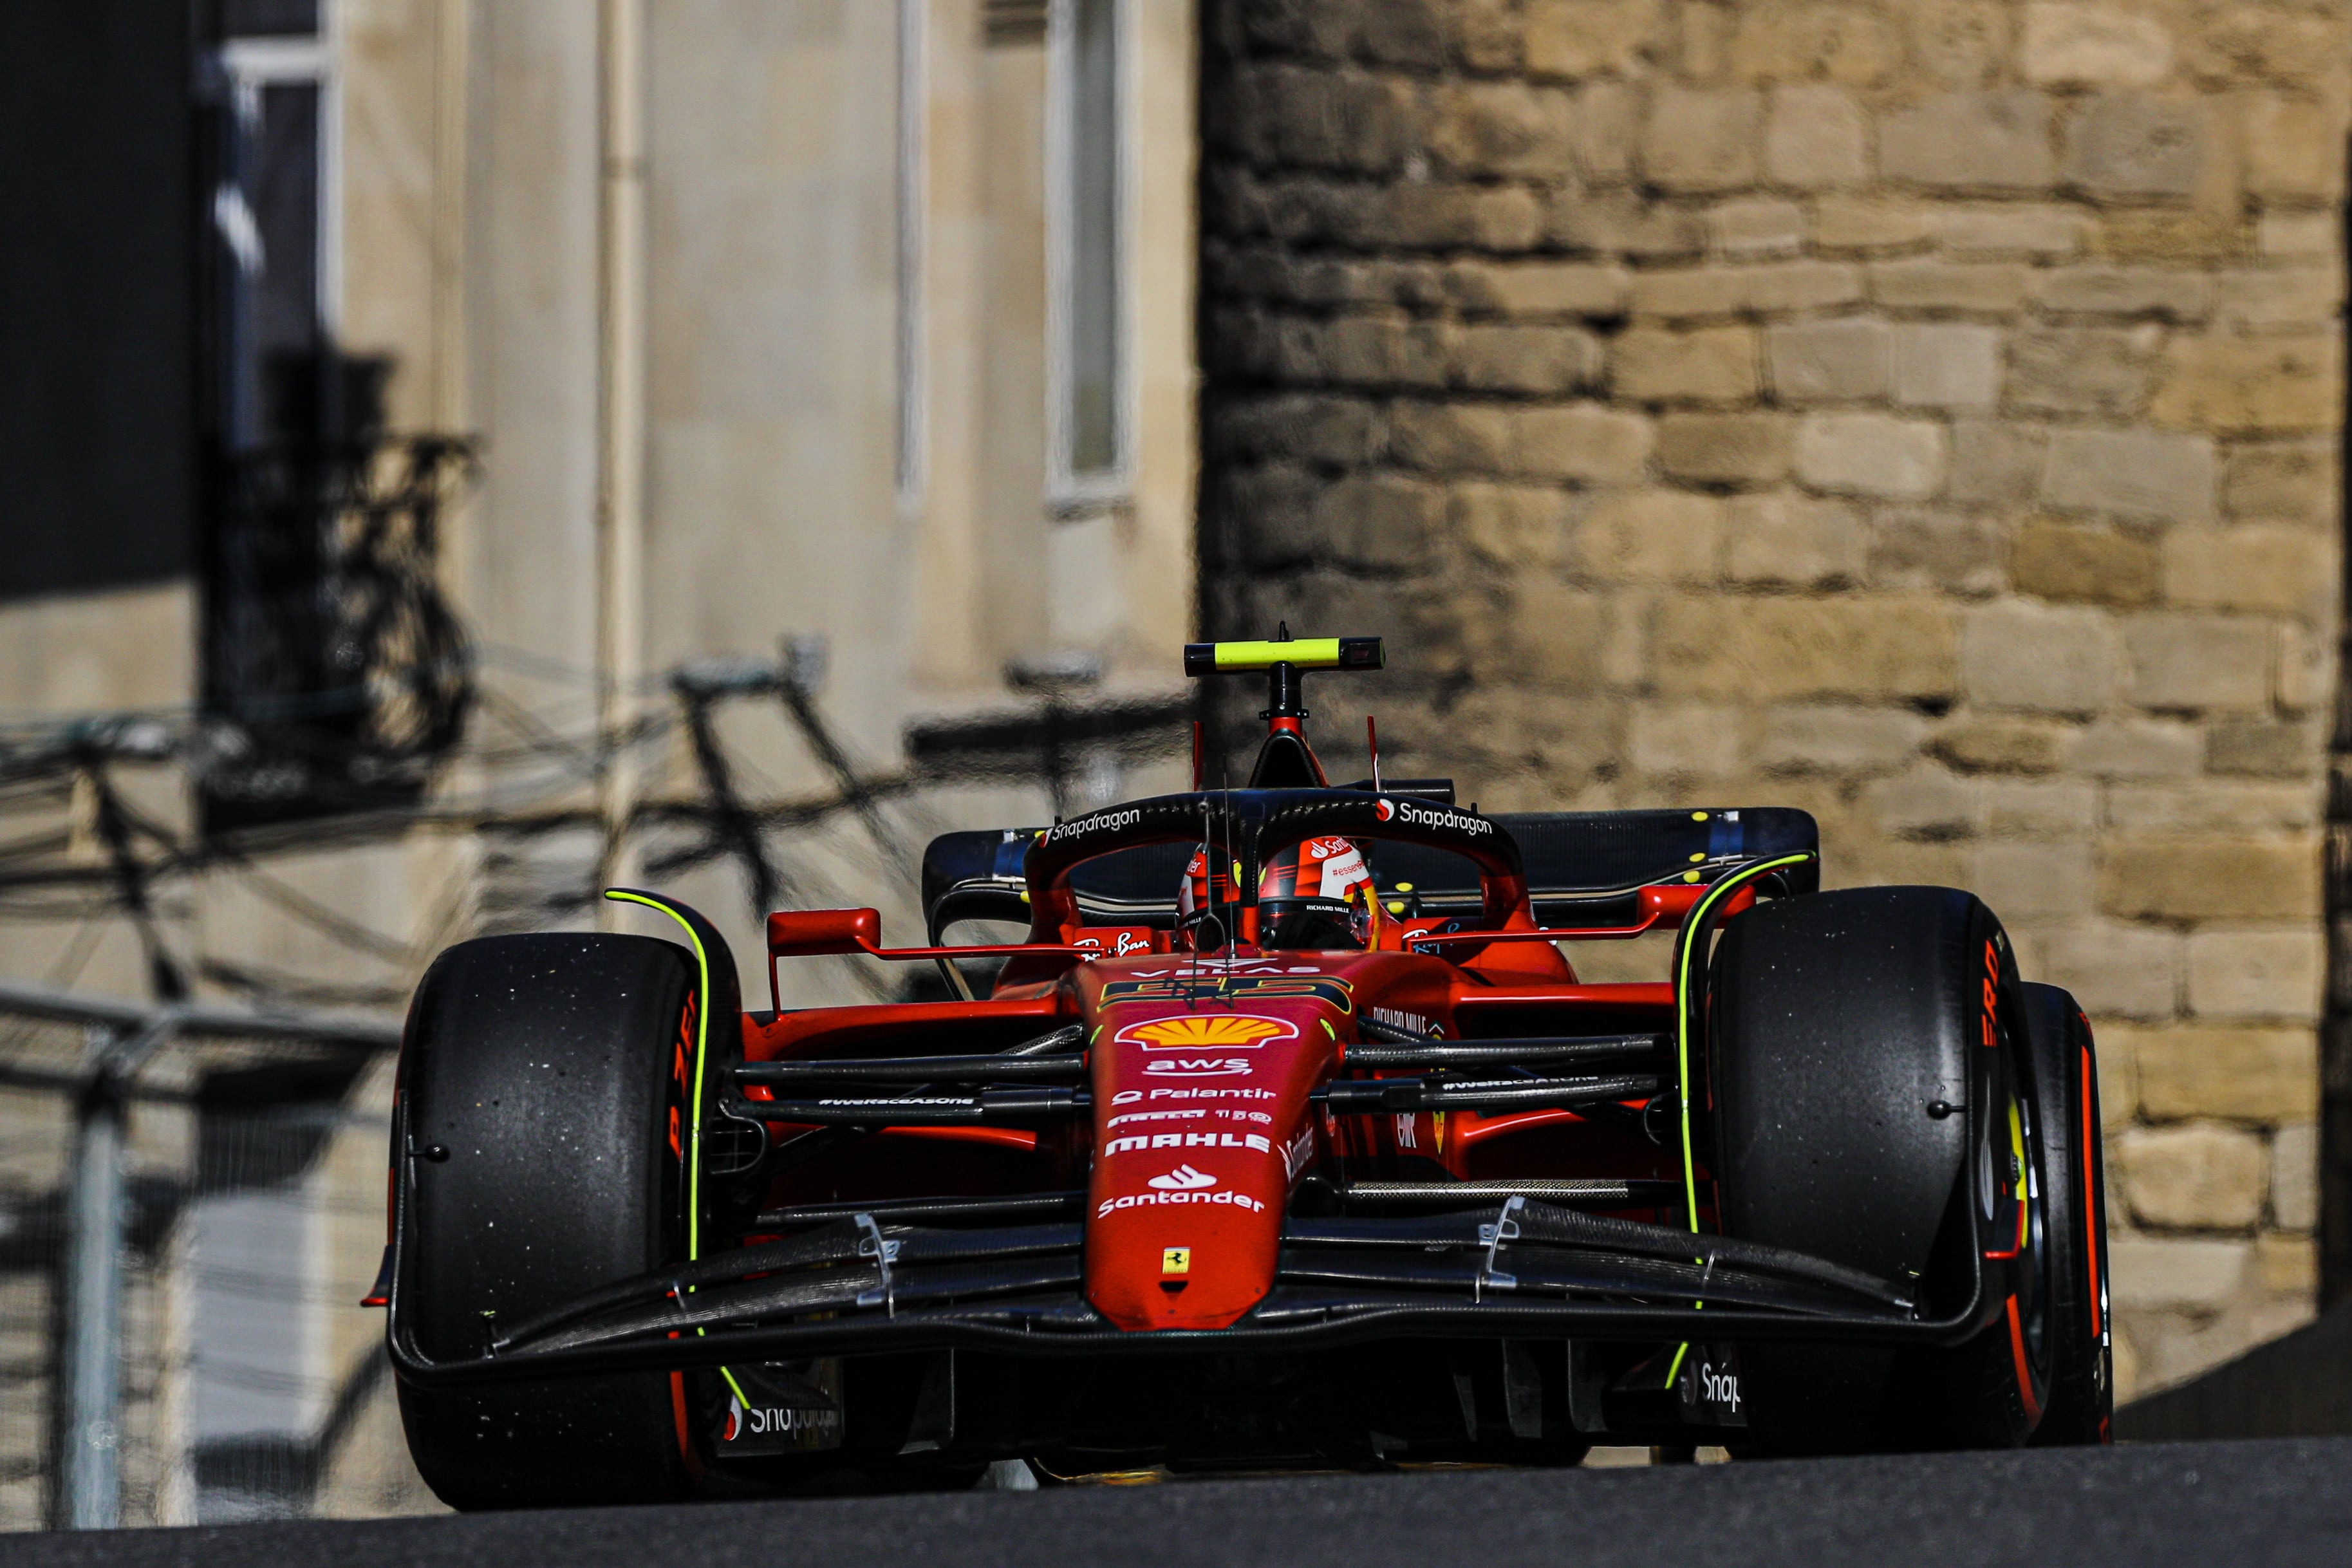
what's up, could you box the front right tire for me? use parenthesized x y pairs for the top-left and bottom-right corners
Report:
(1708, 885), (2058, 1453)
(2019, 982), (2113, 1445)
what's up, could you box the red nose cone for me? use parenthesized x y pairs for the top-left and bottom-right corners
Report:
(1083, 994), (1336, 1330)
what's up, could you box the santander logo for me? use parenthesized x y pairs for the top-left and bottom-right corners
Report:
(1097, 1162), (1268, 1217)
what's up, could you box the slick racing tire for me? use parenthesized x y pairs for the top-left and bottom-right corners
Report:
(2019, 982), (2114, 1446)
(1708, 886), (2053, 1454)
(393, 933), (701, 1509)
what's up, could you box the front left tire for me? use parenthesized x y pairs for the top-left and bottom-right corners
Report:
(393, 932), (702, 1509)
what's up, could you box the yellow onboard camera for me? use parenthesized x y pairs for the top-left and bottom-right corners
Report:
(1182, 636), (1383, 676)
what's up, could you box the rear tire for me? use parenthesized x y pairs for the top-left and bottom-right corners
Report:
(1709, 886), (2049, 1453)
(393, 933), (701, 1509)
(2019, 982), (2114, 1445)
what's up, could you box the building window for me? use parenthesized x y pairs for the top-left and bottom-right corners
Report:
(1047, 0), (1127, 504)
(203, 28), (333, 454)
(982, 0), (1049, 46)
(195, 6), (473, 834)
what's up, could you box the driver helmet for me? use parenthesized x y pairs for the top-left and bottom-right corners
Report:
(1256, 835), (1379, 951)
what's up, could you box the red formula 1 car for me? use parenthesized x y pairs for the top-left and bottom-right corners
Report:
(380, 637), (2111, 1507)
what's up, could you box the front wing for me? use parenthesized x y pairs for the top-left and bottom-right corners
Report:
(384, 1175), (2002, 1390)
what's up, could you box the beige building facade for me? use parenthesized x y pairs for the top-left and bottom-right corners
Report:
(1198, 0), (2346, 1400)
(0, 0), (1196, 1526)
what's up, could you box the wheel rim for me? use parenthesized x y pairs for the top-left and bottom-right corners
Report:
(1997, 1049), (2053, 1410)
(2014, 1088), (2049, 1375)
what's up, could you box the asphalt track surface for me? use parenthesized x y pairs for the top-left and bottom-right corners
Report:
(8, 1437), (2347, 1568)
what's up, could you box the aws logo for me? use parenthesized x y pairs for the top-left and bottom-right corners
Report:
(1115, 1013), (1296, 1050)
(1141, 1057), (1254, 1078)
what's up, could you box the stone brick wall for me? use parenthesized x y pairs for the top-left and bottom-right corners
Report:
(1197, 0), (2347, 1398)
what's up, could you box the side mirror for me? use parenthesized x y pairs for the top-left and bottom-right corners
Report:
(767, 908), (882, 958)
(1635, 881), (1753, 926)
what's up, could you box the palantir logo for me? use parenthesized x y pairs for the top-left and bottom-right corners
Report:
(1148, 1164), (1217, 1191)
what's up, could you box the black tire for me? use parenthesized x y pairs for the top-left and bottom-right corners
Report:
(1709, 886), (2048, 1453)
(393, 933), (701, 1509)
(2019, 982), (2114, 1444)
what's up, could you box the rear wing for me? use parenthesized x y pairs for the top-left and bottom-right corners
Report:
(920, 828), (1196, 941)
(920, 807), (1818, 940)
(1377, 807), (1820, 926)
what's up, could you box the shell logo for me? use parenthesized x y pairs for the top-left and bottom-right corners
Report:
(1115, 1014), (1297, 1050)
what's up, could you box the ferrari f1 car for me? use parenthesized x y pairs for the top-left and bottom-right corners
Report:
(379, 635), (2111, 1507)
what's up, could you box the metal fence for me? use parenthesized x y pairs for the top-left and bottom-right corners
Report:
(0, 981), (438, 1529)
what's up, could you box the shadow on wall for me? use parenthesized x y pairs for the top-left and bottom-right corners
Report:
(198, 350), (477, 836)
(2117, 1300), (2352, 1441)
(0, 0), (195, 604)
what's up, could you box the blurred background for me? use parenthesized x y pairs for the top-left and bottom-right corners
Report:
(0, 0), (2344, 1529)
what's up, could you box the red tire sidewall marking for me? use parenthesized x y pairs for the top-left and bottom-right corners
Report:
(669, 1368), (704, 1480)
(2079, 1039), (2104, 1345)
(669, 989), (704, 1478)
(1988, 940), (2045, 1425)
(2004, 1294), (2042, 1426)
